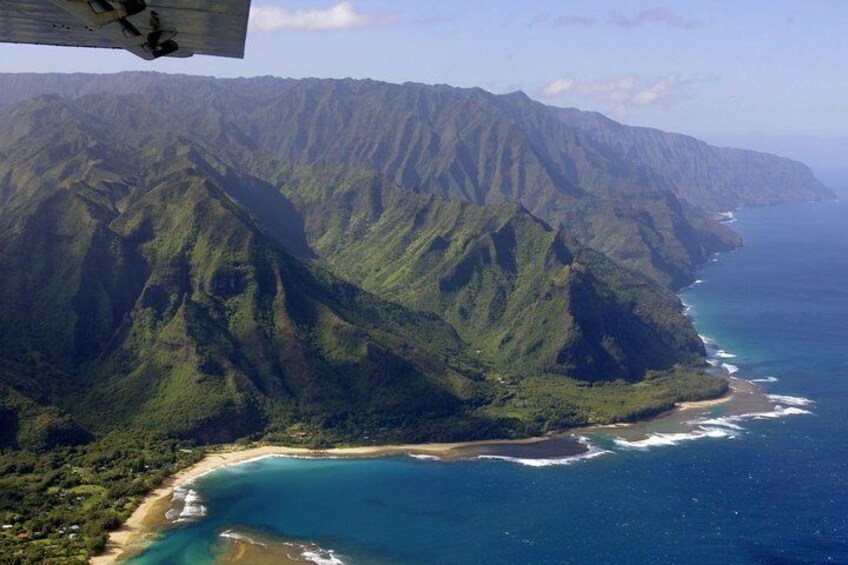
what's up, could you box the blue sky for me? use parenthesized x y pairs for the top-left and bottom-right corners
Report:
(2, 1), (846, 181)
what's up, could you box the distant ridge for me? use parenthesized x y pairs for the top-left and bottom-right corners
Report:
(555, 106), (832, 211)
(0, 72), (832, 287)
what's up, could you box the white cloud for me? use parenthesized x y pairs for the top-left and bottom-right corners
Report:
(530, 8), (705, 30)
(250, 2), (376, 31)
(608, 8), (705, 30)
(541, 78), (575, 97)
(531, 13), (598, 28)
(539, 74), (695, 116)
(630, 74), (688, 106)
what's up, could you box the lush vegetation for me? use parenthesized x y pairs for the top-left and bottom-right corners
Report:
(0, 74), (727, 286)
(0, 74), (810, 563)
(0, 431), (202, 564)
(0, 74), (832, 287)
(0, 93), (723, 448)
(483, 366), (729, 430)
(268, 164), (705, 380)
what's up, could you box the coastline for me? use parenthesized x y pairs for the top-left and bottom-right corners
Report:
(84, 200), (834, 565)
(675, 377), (746, 411)
(89, 433), (589, 564)
(86, 189), (765, 565)
(90, 382), (743, 565)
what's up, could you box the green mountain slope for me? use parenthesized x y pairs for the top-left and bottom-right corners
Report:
(0, 73), (831, 287)
(72, 76), (736, 287)
(0, 95), (723, 446)
(555, 107), (833, 211)
(258, 164), (703, 381)
(0, 98), (489, 444)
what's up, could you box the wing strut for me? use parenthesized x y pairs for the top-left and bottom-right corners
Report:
(46, 0), (186, 59)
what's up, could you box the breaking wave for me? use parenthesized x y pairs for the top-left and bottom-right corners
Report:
(614, 427), (734, 450)
(750, 376), (779, 383)
(219, 530), (268, 548)
(301, 548), (347, 565)
(476, 437), (612, 467)
(477, 448), (611, 467)
(219, 530), (347, 565)
(168, 485), (207, 523)
(697, 404), (812, 427)
(407, 453), (441, 461)
(615, 394), (815, 450)
(765, 394), (815, 407)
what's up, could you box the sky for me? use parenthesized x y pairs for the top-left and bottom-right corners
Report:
(1, 1), (846, 183)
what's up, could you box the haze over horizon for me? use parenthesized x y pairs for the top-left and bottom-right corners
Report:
(1, 0), (845, 184)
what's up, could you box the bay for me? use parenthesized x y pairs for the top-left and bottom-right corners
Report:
(128, 198), (848, 565)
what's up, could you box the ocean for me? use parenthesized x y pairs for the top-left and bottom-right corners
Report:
(126, 198), (848, 565)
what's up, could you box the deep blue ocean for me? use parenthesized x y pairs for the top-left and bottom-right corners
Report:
(128, 198), (848, 565)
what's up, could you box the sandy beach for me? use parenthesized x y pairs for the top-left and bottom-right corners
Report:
(676, 377), (754, 411)
(91, 382), (749, 564)
(89, 434), (578, 564)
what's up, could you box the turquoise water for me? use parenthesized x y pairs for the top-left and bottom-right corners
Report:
(128, 199), (848, 564)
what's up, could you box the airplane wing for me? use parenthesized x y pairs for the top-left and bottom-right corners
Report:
(0, 0), (251, 60)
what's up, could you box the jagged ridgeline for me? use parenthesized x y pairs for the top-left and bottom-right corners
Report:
(0, 73), (832, 286)
(0, 74), (830, 445)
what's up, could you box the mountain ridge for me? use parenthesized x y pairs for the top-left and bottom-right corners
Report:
(0, 72), (832, 565)
(0, 72), (832, 288)
(554, 106), (831, 211)
(0, 73), (828, 448)
(0, 92), (725, 449)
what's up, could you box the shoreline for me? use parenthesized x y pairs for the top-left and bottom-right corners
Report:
(675, 384), (737, 411)
(88, 203), (764, 565)
(91, 200), (828, 565)
(89, 433), (590, 564)
(90, 383), (741, 565)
